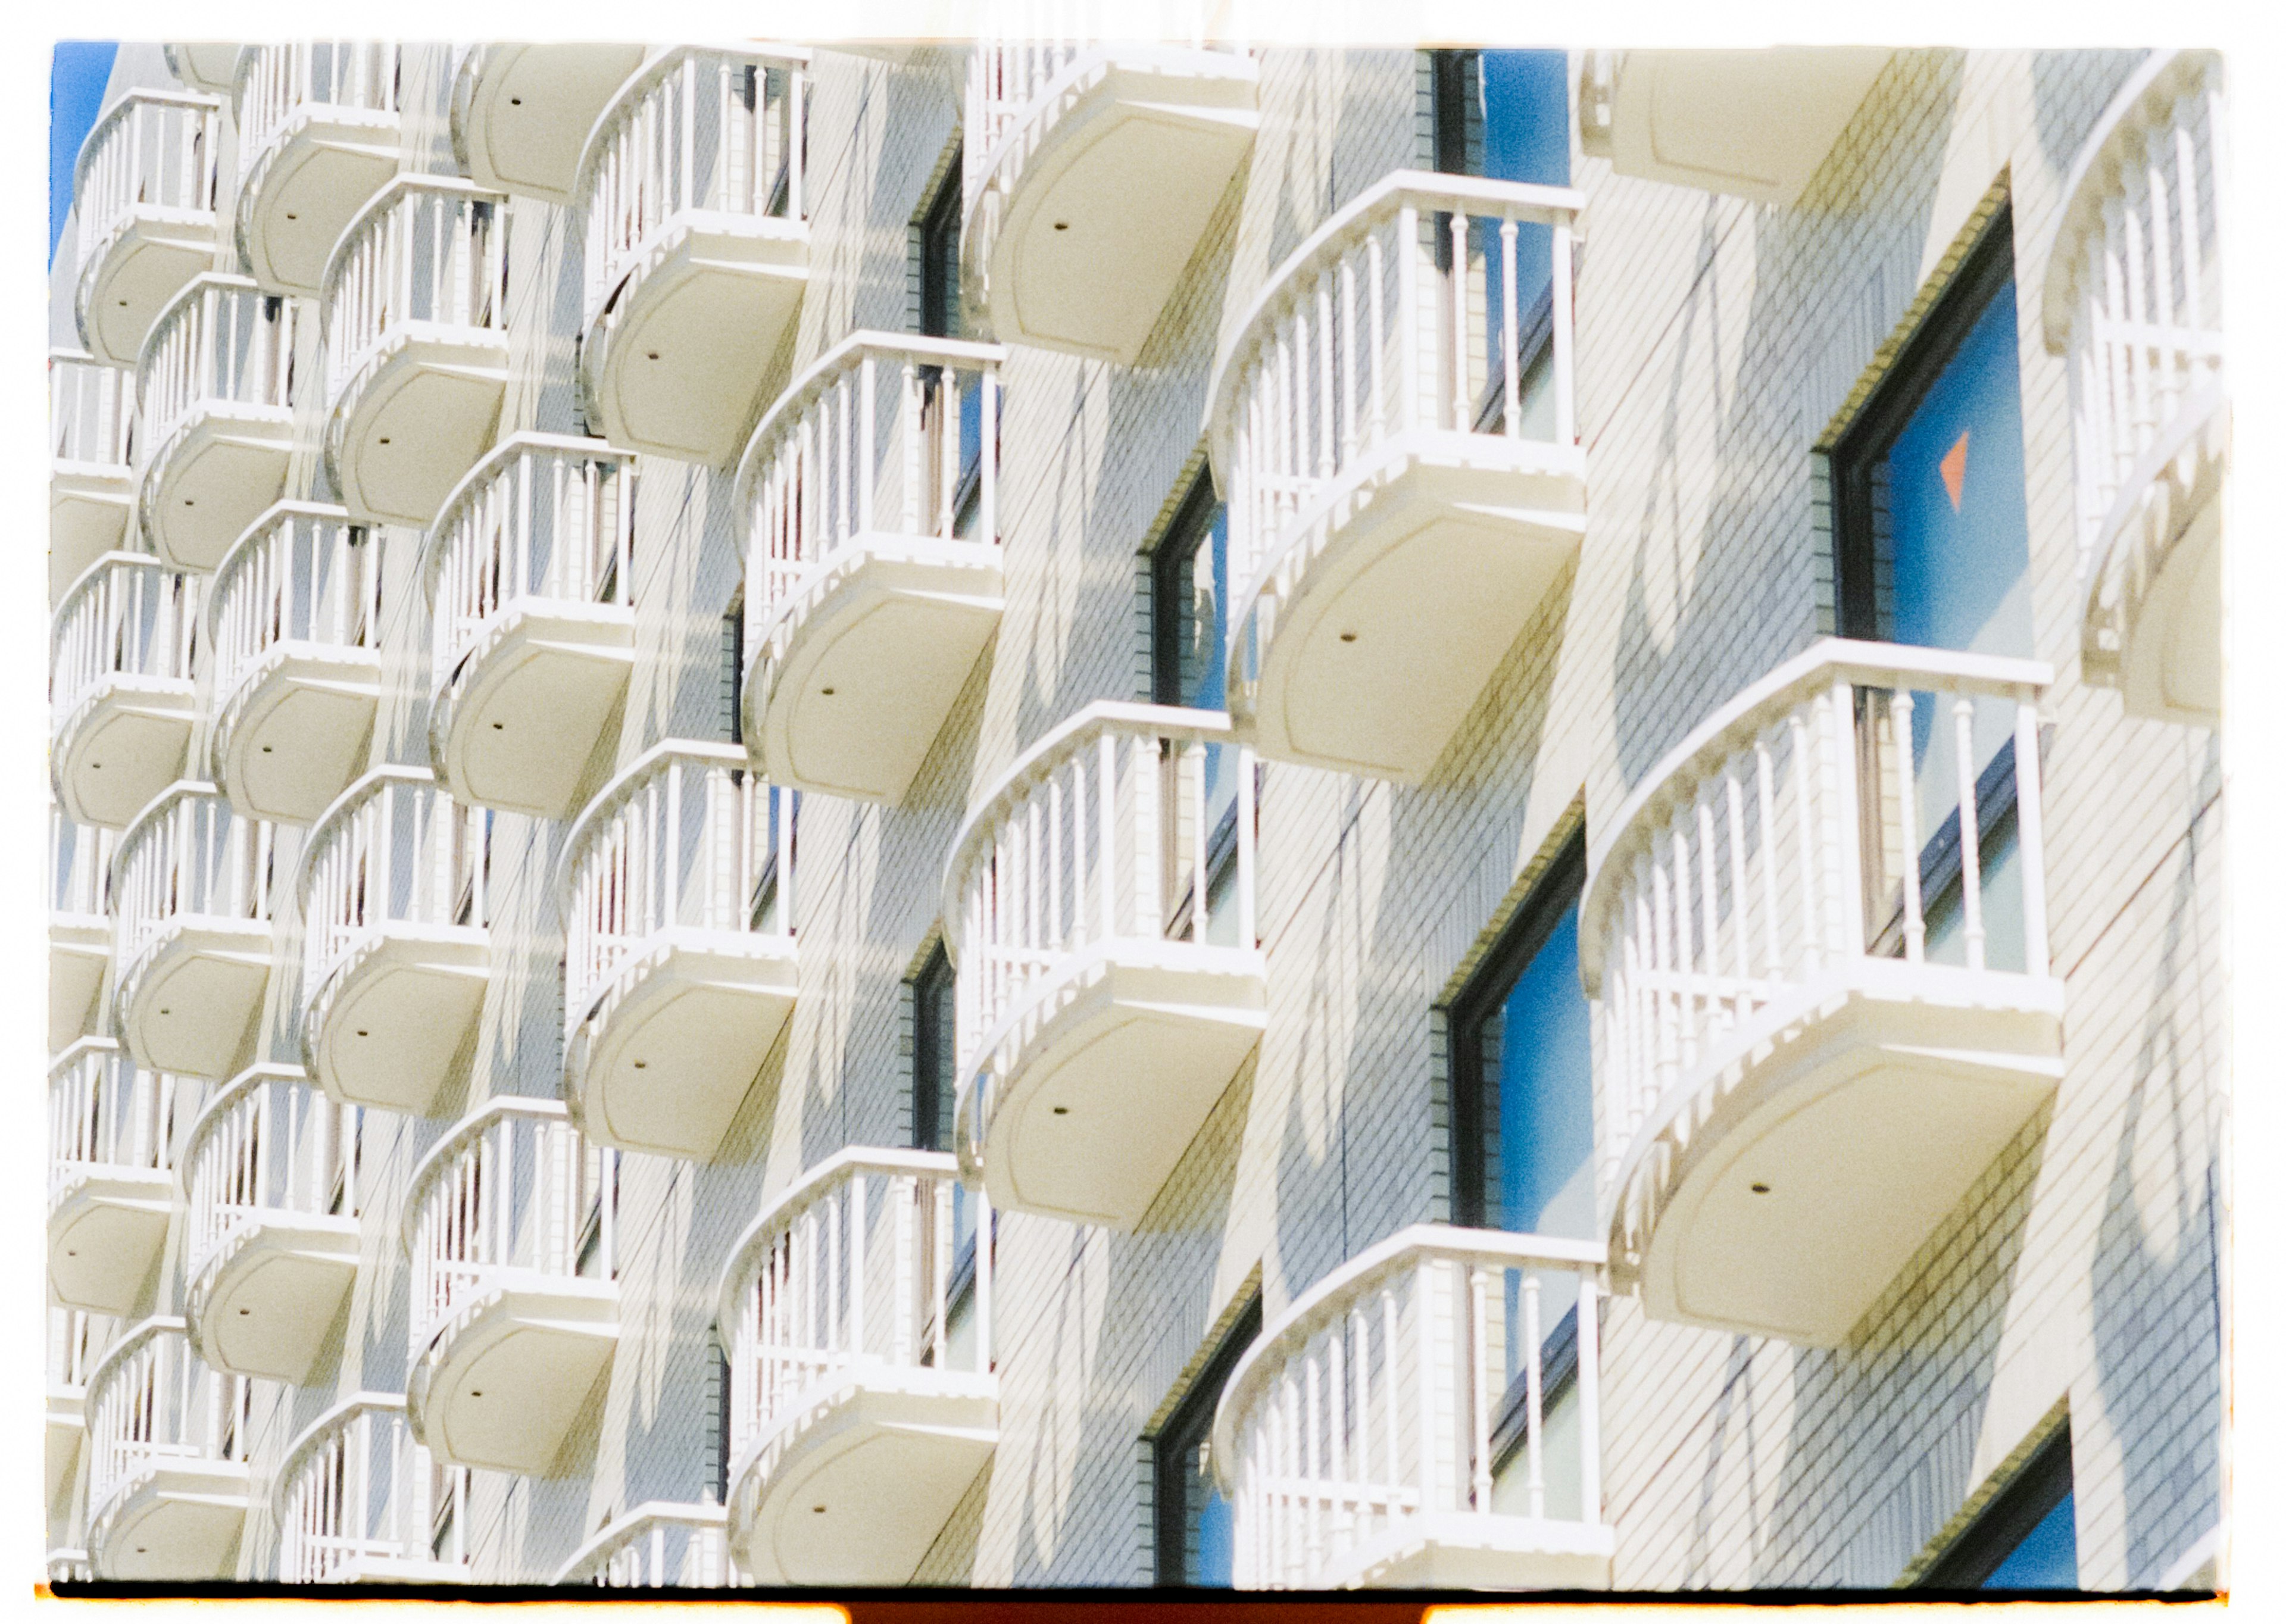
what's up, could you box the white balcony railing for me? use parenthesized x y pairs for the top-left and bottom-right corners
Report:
(963, 39), (1085, 212)
(234, 43), (405, 296)
(324, 179), (508, 404)
(236, 42), (402, 193)
(50, 552), (201, 742)
(1214, 1226), (1612, 1590)
(557, 1502), (739, 1587)
(52, 1306), (112, 1396)
(137, 274), (298, 481)
(51, 1038), (194, 1205)
(114, 785), (277, 1021)
(71, 89), (223, 366)
(179, 1067), (360, 1297)
(51, 352), (138, 591)
(208, 504), (378, 738)
(83, 1318), (251, 1552)
(277, 1394), (469, 1584)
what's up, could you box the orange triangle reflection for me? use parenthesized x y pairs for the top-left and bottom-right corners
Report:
(1941, 432), (1969, 511)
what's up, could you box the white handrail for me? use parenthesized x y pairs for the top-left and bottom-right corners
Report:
(236, 43), (401, 191)
(51, 350), (137, 470)
(73, 89), (221, 273)
(321, 176), (510, 409)
(111, 784), (277, 1013)
(207, 504), (377, 718)
(83, 1317), (250, 1517)
(179, 1066), (359, 1291)
(556, 1501), (739, 1587)
(276, 1393), (467, 1583)
(51, 553), (201, 733)
(50, 1037), (194, 1197)
(136, 274), (298, 461)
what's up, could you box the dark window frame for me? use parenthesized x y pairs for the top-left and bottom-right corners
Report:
(919, 149), (963, 342)
(1151, 471), (1244, 945)
(1151, 1293), (1264, 1586)
(1429, 49), (1476, 177)
(911, 940), (955, 1154)
(1919, 1425), (2076, 1591)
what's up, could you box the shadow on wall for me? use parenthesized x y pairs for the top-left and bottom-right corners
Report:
(2028, 51), (2153, 185)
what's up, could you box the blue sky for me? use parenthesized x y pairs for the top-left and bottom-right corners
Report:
(52, 42), (117, 263)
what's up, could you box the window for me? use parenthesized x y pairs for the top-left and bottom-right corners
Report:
(1152, 1295), (1262, 1586)
(1151, 471), (1243, 945)
(914, 152), (986, 539)
(722, 592), (745, 745)
(912, 940), (986, 1367)
(750, 788), (795, 934)
(1920, 1428), (2079, 1591)
(574, 1146), (619, 1280)
(917, 151), (963, 342)
(705, 1337), (732, 1504)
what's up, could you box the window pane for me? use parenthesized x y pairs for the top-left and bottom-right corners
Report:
(1185, 1438), (1234, 1584)
(1983, 1491), (2078, 1589)
(1494, 905), (1594, 1239)
(1480, 51), (1570, 188)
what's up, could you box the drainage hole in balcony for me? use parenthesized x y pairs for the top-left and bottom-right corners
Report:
(1339, 632), (1357, 643)
(471, 1389), (482, 1397)
(239, 1308), (251, 1316)
(647, 352), (660, 361)
(1053, 222), (1069, 231)
(1751, 1182), (1771, 1194)
(821, 687), (835, 697)
(262, 746), (273, 753)
(510, 98), (521, 105)
(633, 1060), (647, 1070)
(286, 213), (297, 221)
(379, 438), (391, 446)
(493, 722), (505, 730)
(1052, 1105), (1068, 1115)
(813, 1506), (826, 1514)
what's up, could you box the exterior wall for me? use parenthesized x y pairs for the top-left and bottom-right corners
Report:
(46, 38), (2224, 1595)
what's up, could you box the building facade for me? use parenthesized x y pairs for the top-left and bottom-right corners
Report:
(44, 37), (2226, 1592)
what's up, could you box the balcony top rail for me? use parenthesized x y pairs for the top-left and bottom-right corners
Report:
(113, 782), (278, 990)
(50, 1036), (194, 1193)
(83, 1316), (250, 1516)
(137, 273), (298, 456)
(207, 503), (377, 714)
(54, 808), (118, 920)
(321, 175), (511, 409)
(52, 349), (137, 470)
(576, 46), (811, 319)
(275, 1392), (466, 1584)
(717, 1148), (990, 1467)
(559, 741), (792, 1036)
(178, 1064), (360, 1291)
(423, 433), (638, 689)
(236, 43), (402, 187)
(402, 1098), (616, 1351)
(1578, 639), (2054, 1189)
(554, 1501), (739, 1587)
(51, 552), (201, 730)
(73, 89), (222, 269)
(1211, 1223), (1606, 1589)
(296, 767), (491, 1013)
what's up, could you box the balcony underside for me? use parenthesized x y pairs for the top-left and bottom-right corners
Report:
(460, 44), (647, 202)
(89, 1459), (250, 1582)
(1320, 1511), (1614, 1591)
(79, 213), (223, 369)
(216, 647), (384, 825)
(329, 332), (511, 528)
(2088, 394), (2225, 729)
(1239, 432), (1587, 781)
(435, 603), (634, 817)
(972, 941), (1265, 1229)
(306, 926), (488, 1116)
(239, 110), (405, 295)
(186, 1213), (360, 1383)
(167, 45), (243, 96)
(731, 1370), (998, 1585)
(748, 536), (1003, 804)
(46, 1391), (84, 1512)
(140, 407), (296, 573)
(49, 1167), (172, 1314)
(51, 919), (110, 1054)
(584, 218), (809, 466)
(408, 1279), (619, 1476)
(1612, 960), (2064, 1346)
(976, 55), (1257, 364)
(121, 919), (273, 1079)
(1595, 49), (1891, 205)
(567, 931), (797, 1160)
(52, 467), (134, 602)
(54, 678), (198, 830)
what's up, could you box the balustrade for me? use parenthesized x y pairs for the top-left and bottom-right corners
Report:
(71, 89), (223, 367)
(235, 43), (405, 295)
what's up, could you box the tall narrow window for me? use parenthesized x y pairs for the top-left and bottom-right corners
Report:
(722, 592), (745, 746)
(1920, 1428), (2079, 1590)
(1152, 1295), (1262, 1586)
(1151, 471), (1241, 944)
(912, 939), (984, 1370)
(918, 152), (963, 342)
(916, 154), (985, 536)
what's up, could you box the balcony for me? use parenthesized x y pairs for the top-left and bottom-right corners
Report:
(425, 435), (638, 817)
(963, 42), (1257, 363)
(50, 351), (136, 601)
(1206, 173), (1586, 781)
(718, 1150), (996, 1585)
(277, 1394), (470, 1583)
(556, 1501), (741, 1587)
(2044, 51), (2226, 728)
(574, 47), (811, 466)
(1216, 1226), (1612, 1589)
(135, 273), (299, 571)
(51, 813), (115, 1054)
(179, 1066), (362, 1384)
(298, 768), (490, 1117)
(83, 1319), (251, 1581)
(48, 1308), (113, 1515)
(404, 1099), (620, 1476)
(163, 43), (244, 96)
(1576, 49), (1892, 205)
(561, 744), (795, 1159)
(1580, 641), (2064, 1345)
(48, 1039), (190, 1316)
(113, 784), (277, 1079)
(322, 176), (512, 527)
(235, 43), (404, 296)
(452, 43), (648, 202)
(947, 704), (1264, 1228)
(51, 553), (200, 830)
(70, 89), (223, 368)
(737, 334), (1005, 804)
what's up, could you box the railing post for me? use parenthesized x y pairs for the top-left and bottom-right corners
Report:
(2014, 696), (2050, 977)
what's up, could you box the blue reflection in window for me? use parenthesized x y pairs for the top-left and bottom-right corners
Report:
(1190, 505), (1236, 840)
(1984, 1491), (2078, 1590)
(1475, 52), (1569, 419)
(1497, 905), (1594, 1238)
(1193, 1480), (1234, 1585)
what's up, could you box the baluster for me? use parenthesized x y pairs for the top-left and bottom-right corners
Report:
(1951, 697), (1985, 972)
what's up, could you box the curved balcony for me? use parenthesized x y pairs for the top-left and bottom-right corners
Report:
(207, 504), (380, 824)
(1206, 173), (1586, 781)
(1581, 641), (2064, 1346)
(179, 1066), (361, 1383)
(298, 768), (490, 1117)
(963, 42), (1257, 363)
(83, 1319), (251, 1581)
(1216, 1226), (1612, 1589)
(2044, 51), (2226, 728)
(48, 1039), (191, 1316)
(51, 813), (115, 1054)
(561, 744), (795, 1159)
(321, 176), (512, 527)
(718, 1150), (995, 1585)
(71, 90), (223, 369)
(51, 554), (200, 830)
(404, 1099), (620, 1476)
(556, 1501), (741, 1587)
(452, 43), (648, 203)
(113, 783), (277, 1079)
(277, 1394), (470, 1584)
(235, 43), (404, 296)
(134, 273), (299, 571)
(424, 434), (638, 817)
(737, 334), (1005, 803)
(574, 47), (811, 466)
(50, 351), (137, 601)
(947, 704), (1263, 1228)
(1576, 49), (1892, 205)
(163, 44), (245, 97)
(49, 1308), (114, 1517)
